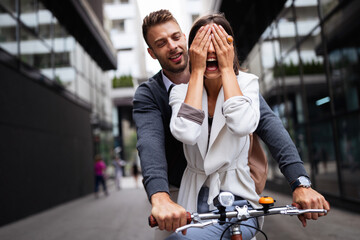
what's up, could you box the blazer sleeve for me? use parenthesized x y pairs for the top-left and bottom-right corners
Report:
(132, 83), (169, 200)
(169, 84), (205, 145)
(223, 74), (260, 137)
(255, 94), (309, 184)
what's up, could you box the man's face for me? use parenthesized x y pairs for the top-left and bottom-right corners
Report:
(146, 21), (188, 74)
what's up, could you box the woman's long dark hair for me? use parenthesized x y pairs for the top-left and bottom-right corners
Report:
(188, 13), (241, 75)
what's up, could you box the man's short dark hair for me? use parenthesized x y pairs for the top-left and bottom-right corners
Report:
(142, 9), (179, 47)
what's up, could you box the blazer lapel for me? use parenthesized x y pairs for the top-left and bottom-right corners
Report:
(208, 87), (225, 151)
(153, 71), (172, 122)
(197, 88), (209, 160)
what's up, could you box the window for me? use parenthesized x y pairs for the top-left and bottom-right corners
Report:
(191, 14), (199, 23)
(329, 47), (360, 114)
(0, 0), (16, 14)
(319, 0), (339, 18)
(310, 121), (339, 196)
(20, 0), (37, 32)
(0, 8), (17, 55)
(337, 114), (360, 199)
(113, 19), (125, 32)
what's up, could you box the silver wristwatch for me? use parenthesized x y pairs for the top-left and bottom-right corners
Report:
(290, 176), (312, 192)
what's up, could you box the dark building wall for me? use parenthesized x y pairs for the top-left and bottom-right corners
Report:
(0, 63), (94, 226)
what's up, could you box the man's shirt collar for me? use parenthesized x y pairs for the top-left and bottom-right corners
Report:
(161, 70), (175, 92)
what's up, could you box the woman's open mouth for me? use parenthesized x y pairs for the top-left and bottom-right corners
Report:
(206, 58), (218, 71)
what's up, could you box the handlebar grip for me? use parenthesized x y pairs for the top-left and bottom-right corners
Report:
(148, 212), (192, 228)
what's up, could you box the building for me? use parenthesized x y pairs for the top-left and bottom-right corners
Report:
(216, 0), (360, 211)
(0, 0), (117, 226)
(103, 0), (146, 164)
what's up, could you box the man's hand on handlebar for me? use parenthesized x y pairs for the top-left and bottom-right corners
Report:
(151, 192), (188, 234)
(292, 187), (330, 227)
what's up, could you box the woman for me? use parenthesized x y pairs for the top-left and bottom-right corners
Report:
(94, 155), (109, 198)
(168, 14), (261, 239)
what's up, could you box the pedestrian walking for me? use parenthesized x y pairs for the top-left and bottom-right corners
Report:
(113, 155), (126, 190)
(132, 162), (139, 188)
(94, 154), (109, 198)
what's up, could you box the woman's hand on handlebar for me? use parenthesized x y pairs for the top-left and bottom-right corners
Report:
(151, 192), (188, 234)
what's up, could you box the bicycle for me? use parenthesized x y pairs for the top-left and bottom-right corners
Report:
(149, 192), (328, 240)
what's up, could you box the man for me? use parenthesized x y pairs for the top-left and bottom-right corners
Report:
(133, 9), (329, 238)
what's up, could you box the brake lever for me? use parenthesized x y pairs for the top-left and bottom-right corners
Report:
(175, 220), (218, 233)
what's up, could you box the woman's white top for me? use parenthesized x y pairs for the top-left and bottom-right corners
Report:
(169, 71), (261, 213)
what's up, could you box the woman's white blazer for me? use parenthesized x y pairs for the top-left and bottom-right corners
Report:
(169, 71), (261, 213)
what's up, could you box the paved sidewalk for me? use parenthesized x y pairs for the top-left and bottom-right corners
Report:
(0, 177), (360, 240)
(0, 176), (153, 240)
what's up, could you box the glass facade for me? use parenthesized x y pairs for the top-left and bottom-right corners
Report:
(247, 0), (360, 202)
(0, 0), (114, 161)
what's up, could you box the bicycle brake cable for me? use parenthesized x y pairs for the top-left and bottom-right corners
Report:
(218, 221), (268, 240)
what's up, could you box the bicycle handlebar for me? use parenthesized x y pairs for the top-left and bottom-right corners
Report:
(175, 205), (327, 233)
(148, 204), (327, 232)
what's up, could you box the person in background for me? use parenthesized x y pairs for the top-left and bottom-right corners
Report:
(132, 162), (140, 188)
(113, 155), (126, 190)
(94, 154), (109, 198)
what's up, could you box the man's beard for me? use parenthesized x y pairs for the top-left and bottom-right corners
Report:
(158, 53), (188, 74)
(166, 63), (187, 74)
